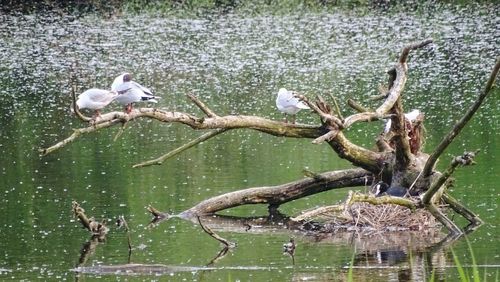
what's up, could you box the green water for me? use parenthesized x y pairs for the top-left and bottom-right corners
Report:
(0, 4), (499, 281)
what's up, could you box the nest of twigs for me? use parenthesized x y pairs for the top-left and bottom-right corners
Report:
(300, 202), (440, 233)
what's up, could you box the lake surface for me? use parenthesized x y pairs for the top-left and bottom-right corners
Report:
(0, 4), (499, 281)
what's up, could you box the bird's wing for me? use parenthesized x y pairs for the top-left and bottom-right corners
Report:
(131, 81), (154, 96)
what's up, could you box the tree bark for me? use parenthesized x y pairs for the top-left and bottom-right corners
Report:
(181, 168), (371, 216)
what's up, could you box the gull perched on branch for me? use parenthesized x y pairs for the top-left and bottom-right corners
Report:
(276, 88), (310, 124)
(76, 88), (118, 117)
(111, 73), (160, 113)
(384, 109), (422, 133)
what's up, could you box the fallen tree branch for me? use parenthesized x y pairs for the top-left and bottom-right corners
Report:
(180, 168), (372, 216)
(422, 57), (500, 178)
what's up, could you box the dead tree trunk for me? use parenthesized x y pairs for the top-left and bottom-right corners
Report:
(41, 40), (499, 235)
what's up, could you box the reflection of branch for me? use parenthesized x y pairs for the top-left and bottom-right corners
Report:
(422, 58), (500, 178)
(197, 216), (236, 248)
(206, 247), (230, 267)
(77, 236), (101, 267)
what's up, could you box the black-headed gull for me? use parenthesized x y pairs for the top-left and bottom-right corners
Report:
(111, 73), (160, 113)
(276, 88), (310, 124)
(384, 109), (422, 133)
(76, 88), (118, 117)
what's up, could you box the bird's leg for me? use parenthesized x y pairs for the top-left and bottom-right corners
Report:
(291, 115), (296, 124)
(125, 104), (133, 114)
(283, 114), (288, 124)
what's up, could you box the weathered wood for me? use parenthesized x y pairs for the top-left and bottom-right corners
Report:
(180, 168), (372, 216)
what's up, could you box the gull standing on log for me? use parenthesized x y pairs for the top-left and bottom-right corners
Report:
(76, 88), (118, 117)
(111, 73), (160, 113)
(276, 88), (310, 124)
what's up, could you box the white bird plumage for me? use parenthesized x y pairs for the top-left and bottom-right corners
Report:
(76, 88), (118, 116)
(384, 109), (421, 133)
(111, 73), (160, 113)
(276, 88), (310, 123)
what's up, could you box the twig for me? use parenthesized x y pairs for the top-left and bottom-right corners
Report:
(347, 99), (370, 113)
(39, 119), (122, 155)
(186, 93), (218, 117)
(422, 57), (500, 178)
(291, 205), (345, 221)
(399, 38), (433, 64)
(312, 129), (339, 144)
(133, 128), (229, 168)
(72, 201), (109, 237)
(299, 95), (343, 127)
(117, 215), (133, 254)
(197, 216), (236, 248)
(327, 93), (344, 121)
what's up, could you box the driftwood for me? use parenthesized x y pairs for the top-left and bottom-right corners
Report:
(43, 41), (500, 236)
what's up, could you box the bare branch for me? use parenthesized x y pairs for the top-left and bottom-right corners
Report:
(347, 99), (370, 113)
(312, 129), (339, 144)
(422, 57), (500, 178)
(343, 112), (388, 128)
(40, 109), (322, 155)
(186, 93), (218, 117)
(399, 38), (433, 64)
(376, 39), (433, 115)
(133, 128), (229, 168)
(423, 151), (479, 205)
(442, 193), (483, 227)
(299, 94), (343, 127)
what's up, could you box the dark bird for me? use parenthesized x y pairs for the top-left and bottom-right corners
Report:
(373, 181), (409, 197)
